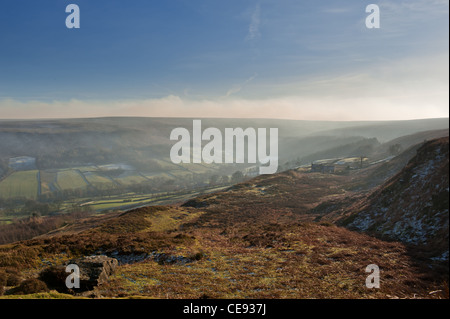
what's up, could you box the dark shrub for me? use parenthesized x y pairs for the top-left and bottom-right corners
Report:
(319, 221), (334, 227)
(38, 266), (70, 293)
(6, 273), (22, 286)
(11, 278), (49, 295)
(0, 270), (6, 286)
(0, 267), (22, 287)
(0, 270), (6, 296)
(190, 252), (205, 261)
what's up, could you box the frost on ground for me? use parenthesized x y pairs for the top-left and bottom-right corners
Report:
(345, 137), (449, 255)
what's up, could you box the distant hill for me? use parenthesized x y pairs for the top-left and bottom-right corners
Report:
(344, 129), (450, 190)
(294, 137), (380, 166)
(375, 128), (449, 158)
(1, 117), (448, 171)
(310, 118), (449, 142)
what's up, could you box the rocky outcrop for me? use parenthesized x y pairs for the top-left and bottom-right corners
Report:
(107, 250), (196, 265)
(67, 255), (118, 291)
(341, 137), (449, 259)
(39, 255), (118, 293)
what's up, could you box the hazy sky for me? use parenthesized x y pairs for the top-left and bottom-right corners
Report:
(0, 0), (448, 120)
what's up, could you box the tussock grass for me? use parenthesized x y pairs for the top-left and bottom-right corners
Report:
(98, 223), (448, 299)
(0, 291), (82, 299)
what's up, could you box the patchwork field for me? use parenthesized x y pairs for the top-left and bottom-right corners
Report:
(142, 172), (177, 180)
(56, 170), (88, 190)
(81, 185), (229, 212)
(180, 163), (218, 174)
(39, 170), (59, 194)
(113, 172), (149, 186)
(0, 171), (39, 200)
(83, 172), (118, 190)
(0, 164), (186, 201)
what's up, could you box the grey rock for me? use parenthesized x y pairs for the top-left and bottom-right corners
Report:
(67, 255), (118, 291)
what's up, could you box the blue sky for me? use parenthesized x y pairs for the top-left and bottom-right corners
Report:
(0, 0), (448, 120)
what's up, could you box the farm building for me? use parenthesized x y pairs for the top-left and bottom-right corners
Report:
(310, 156), (370, 174)
(244, 165), (259, 177)
(8, 156), (36, 170)
(311, 163), (335, 174)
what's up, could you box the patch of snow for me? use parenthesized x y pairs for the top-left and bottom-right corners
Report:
(350, 214), (373, 231)
(431, 251), (449, 261)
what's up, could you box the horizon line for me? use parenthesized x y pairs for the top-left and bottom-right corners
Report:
(0, 116), (449, 123)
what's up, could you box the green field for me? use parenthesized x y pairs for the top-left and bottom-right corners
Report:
(142, 172), (177, 180)
(40, 170), (59, 194)
(0, 170), (39, 200)
(79, 185), (229, 212)
(153, 159), (183, 171)
(83, 171), (117, 190)
(180, 162), (216, 174)
(113, 172), (148, 186)
(73, 166), (100, 172)
(56, 170), (88, 190)
(167, 170), (193, 178)
(75, 192), (170, 211)
(0, 160), (224, 203)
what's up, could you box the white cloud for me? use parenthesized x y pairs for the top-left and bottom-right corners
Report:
(0, 89), (447, 122)
(223, 74), (258, 98)
(246, 4), (261, 41)
(377, 0), (449, 30)
(1, 53), (447, 122)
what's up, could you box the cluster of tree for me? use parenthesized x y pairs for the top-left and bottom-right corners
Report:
(20, 200), (53, 216)
(34, 146), (170, 173)
(0, 159), (11, 179)
(388, 143), (403, 156)
(0, 198), (61, 218)
(35, 147), (114, 169)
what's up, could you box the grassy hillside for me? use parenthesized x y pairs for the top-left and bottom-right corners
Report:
(1, 204), (447, 299)
(0, 120), (448, 299)
(0, 137), (448, 299)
